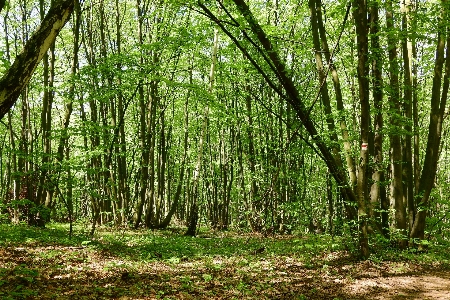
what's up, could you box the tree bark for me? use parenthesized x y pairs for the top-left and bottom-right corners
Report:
(386, 0), (407, 248)
(401, 0), (415, 235)
(0, 0), (74, 119)
(411, 0), (449, 244)
(309, 0), (343, 167)
(156, 65), (191, 229)
(314, 0), (357, 190)
(369, 0), (387, 236)
(186, 28), (219, 236)
(352, 0), (371, 258)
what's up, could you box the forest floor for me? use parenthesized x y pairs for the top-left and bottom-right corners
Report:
(1, 224), (450, 299)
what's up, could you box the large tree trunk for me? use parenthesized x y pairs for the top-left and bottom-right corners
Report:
(0, 0), (74, 119)
(352, 0), (371, 259)
(411, 1), (450, 244)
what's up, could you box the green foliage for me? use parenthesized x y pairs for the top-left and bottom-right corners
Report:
(0, 50), (10, 74)
(0, 223), (87, 247)
(0, 265), (39, 299)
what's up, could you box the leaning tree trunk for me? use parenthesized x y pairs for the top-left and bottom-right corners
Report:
(199, 0), (358, 218)
(0, 0), (74, 119)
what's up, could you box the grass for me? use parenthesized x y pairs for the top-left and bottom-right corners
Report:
(0, 223), (450, 299)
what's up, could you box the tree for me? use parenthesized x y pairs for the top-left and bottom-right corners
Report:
(0, 0), (74, 119)
(410, 0), (450, 245)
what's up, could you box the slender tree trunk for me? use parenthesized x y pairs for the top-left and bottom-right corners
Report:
(134, 0), (147, 228)
(144, 72), (158, 228)
(412, 3), (420, 198)
(314, 0), (357, 191)
(114, 0), (129, 225)
(309, 0), (340, 164)
(369, 1), (387, 236)
(157, 62), (192, 229)
(98, 0), (114, 224)
(55, 0), (80, 233)
(352, 0), (370, 258)
(386, 0), (407, 248)
(144, 7), (161, 228)
(244, 82), (261, 231)
(186, 28), (219, 236)
(82, 3), (102, 234)
(401, 0), (415, 235)
(36, 0), (57, 221)
(3, 8), (19, 224)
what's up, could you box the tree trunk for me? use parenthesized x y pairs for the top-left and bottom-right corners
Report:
(0, 0), (74, 119)
(386, 0), (407, 248)
(185, 28), (219, 236)
(156, 71), (191, 229)
(134, 0), (148, 228)
(401, 0), (415, 235)
(54, 0), (80, 233)
(411, 1), (450, 245)
(369, 1), (387, 236)
(352, 0), (370, 258)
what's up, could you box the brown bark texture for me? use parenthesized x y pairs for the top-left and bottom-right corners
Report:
(0, 0), (74, 119)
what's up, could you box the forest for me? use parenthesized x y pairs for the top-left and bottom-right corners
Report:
(1, 0), (450, 298)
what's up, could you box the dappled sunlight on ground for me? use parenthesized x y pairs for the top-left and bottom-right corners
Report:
(1, 226), (450, 299)
(348, 272), (450, 300)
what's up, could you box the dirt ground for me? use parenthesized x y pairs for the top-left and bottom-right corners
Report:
(302, 258), (450, 300)
(1, 242), (450, 299)
(345, 269), (450, 299)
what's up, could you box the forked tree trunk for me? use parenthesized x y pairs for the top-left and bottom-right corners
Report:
(411, 1), (450, 244)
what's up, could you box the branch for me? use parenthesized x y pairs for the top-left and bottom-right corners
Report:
(197, 1), (286, 100)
